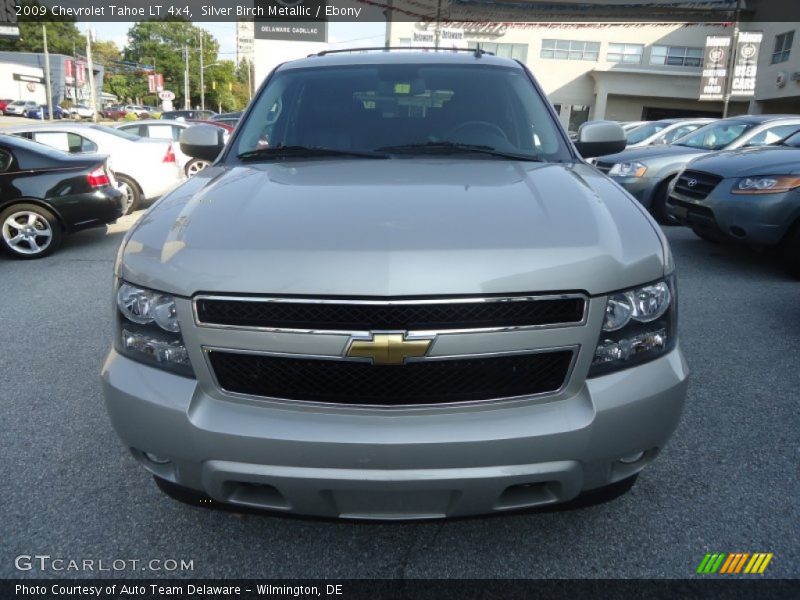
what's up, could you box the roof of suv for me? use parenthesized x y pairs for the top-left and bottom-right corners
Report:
(279, 50), (522, 71)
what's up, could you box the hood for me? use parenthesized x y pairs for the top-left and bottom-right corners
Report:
(686, 146), (800, 177)
(600, 144), (709, 165)
(118, 159), (666, 297)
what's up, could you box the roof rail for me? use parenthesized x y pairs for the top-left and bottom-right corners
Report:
(310, 46), (493, 58)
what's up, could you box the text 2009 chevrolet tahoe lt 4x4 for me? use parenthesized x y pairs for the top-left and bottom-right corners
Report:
(102, 49), (688, 519)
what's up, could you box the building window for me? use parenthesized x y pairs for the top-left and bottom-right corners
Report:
(568, 105), (590, 132)
(607, 43), (644, 64)
(771, 31), (794, 64)
(540, 39), (600, 61)
(467, 42), (528, 63)
(650, 45), (703, 67)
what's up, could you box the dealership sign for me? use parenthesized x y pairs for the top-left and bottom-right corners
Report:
(730, 32), (762, 97)
(0, 0), (19, 40)
(699, 36), (731, 101)
(254, 0), (327, 43)
(148, 73), (165, 93)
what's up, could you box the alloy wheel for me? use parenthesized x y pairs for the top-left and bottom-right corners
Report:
(2, 211), (53, 256)
(186, 160), (210, 177)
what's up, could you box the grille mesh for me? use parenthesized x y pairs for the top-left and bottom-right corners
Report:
(208, 350), (574, 406)
(196, 296), (585, 331)
(673, 170), (723, 200)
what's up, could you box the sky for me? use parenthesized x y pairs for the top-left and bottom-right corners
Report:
(79, 21), (387, 61)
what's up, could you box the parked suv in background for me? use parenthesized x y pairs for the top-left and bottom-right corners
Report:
(102, 49), (688, 519)
(596, 115), (800, 222)
(668, 129), (800, 276)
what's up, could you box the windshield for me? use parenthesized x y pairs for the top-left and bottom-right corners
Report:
(235, 63), (570, 161)
(626, 123), (668, 144)
(674, 121), (754, 150)
(781, 131), (800, 147)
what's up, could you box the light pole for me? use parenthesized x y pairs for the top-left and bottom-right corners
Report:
(183, 45), (190, 110)
(201, 62), (219, 111)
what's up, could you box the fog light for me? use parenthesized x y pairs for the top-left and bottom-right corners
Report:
(618, 451), (645, 464)
(143, 452), (171, 465)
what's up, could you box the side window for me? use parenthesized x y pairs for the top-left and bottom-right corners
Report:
(0, 148), (12, 172)
(664, 125), (697, 143)
(118, 125), (142, 136)
(32, 131), (71, 152)
(146, 124), (175, 140)
(744, 124), (800, 147)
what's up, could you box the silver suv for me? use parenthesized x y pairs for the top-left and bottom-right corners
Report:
(102, 49), (688, 519)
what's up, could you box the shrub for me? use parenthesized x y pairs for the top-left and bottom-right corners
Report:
(123, 111), (139, 121)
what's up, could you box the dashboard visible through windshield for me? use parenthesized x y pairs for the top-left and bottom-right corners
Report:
(234, 63), (571, 162)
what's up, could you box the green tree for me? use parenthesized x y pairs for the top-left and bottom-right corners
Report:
(91, 40), (122, 67)
(0, 1), (85, 54)
(124, 20), (219, 109)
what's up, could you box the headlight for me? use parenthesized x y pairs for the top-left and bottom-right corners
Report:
(608, 161), (647, 177)
(114, 281), (194, 377)
(732, 175), (800, 195)
(589, 277), (676, 377)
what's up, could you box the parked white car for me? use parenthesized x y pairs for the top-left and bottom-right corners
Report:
(115, 119), (229, 176)
(4, 100), (39, 116)
(69, 104), (96, 119)
(3, 123), (183, 213)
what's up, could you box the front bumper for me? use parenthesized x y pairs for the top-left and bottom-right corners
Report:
(102, 347), (688, 519)
(668, 185), (799, 247)
(609, 176), (657, 208)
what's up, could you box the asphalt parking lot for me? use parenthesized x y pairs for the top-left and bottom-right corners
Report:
(1, 217), (798, 579)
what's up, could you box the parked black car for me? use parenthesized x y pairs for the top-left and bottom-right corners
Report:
(0, 134), (124, 259)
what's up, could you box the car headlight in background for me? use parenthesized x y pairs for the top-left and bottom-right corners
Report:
(589, 277), (676, 377)
(732, 175), (800, 195)
(115, 282), (194, 376)
(608, 161), (648, 177)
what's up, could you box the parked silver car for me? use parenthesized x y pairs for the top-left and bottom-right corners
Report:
(596, 115), (800, 222)
(102, 50), (688, 519)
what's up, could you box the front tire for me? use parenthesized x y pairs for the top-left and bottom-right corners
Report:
(115, 174), (142, 215)
(0, 203), (63, 259)
(185, 158), (210, 177)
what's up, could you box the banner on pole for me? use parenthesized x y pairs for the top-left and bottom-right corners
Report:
(699, 36), (731, 101)
(731, 32), (762, 97)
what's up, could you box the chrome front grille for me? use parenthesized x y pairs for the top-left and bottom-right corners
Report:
(194, 294), (587, 333)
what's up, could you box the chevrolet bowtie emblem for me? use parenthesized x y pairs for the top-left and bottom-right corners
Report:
(346, 333), (433, 365)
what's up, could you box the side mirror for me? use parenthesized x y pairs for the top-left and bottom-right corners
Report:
(180, 124), (225, 162)
(574, 120), (627, 158)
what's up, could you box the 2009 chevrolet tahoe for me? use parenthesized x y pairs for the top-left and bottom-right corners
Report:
(102, 49), (688, 519)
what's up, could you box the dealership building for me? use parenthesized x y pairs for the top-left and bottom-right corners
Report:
(388, 21), (779, 129)
(0, 51), (105, 107)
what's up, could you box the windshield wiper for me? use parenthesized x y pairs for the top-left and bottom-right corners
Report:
(375, 141), (541, 161)
(237, 145), (388, 161)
